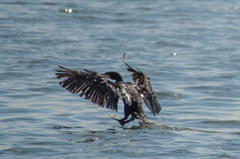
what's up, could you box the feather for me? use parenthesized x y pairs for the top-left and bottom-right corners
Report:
(122, 54), (161, 115)
(56, 66), (119, 111)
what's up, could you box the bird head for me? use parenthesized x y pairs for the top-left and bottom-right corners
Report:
(103, 72), (123, 82)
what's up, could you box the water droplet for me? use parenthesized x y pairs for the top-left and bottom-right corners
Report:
(65, 8), (73, 13)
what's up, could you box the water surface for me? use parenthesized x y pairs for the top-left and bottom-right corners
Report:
(0, 0), (240, 158)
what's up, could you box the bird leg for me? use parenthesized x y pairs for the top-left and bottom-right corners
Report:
(120, 115), (135, 126)
(108, 115), (132, 126)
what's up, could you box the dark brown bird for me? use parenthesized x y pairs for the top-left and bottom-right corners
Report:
(55, 54), (161, 126)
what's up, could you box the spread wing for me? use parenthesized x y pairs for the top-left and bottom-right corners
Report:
(56, 66), (119, 111)
(121, 54), (161, 115)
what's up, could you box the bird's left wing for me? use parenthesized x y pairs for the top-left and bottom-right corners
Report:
(56, 66), (119, 111)
(121, 54), (161, 115)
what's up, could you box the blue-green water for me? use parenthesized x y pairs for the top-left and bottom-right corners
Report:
(1, 0), (240, 158)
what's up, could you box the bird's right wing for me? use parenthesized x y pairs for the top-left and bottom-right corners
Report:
(121, 54), (161, 115)
(56, 66), (119, 111)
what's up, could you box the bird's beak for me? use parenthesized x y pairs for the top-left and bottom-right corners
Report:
(102, 74), (110, 79)
(104, 75), (110, 79)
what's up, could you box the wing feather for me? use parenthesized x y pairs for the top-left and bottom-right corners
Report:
(121, 54), (161, 115)
(56, 66), (119, 111)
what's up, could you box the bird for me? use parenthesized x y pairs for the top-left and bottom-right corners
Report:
(55, 54), (161, 126)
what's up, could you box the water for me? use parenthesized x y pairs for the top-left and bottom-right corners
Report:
(1, 0), (240, 158)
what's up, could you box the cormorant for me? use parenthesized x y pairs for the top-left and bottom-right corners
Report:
(55, 54), (161, 126)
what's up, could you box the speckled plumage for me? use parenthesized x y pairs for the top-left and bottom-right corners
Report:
(56, 54), (161, 126)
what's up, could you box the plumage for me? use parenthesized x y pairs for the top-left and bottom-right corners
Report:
(55, 54), (161, 126)
(121, 54), (161, 115)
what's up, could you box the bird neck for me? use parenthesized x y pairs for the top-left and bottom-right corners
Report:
(115, 77), (123, 83)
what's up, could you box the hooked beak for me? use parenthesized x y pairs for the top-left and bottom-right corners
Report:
(102, 73), (110, 79)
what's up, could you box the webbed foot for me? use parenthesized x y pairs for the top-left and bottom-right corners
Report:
(108, 115), (120, 121)
(108, 115), (126, 126)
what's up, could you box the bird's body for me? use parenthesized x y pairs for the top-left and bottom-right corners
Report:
(56, 54), (160, 126)
(111, 81), (147, 126)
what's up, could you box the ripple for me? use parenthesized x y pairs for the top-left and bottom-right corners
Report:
(232, 132), (240, 135)
(201, 120), (240, 126)
(0, 117), (41, 123)
(1, 0), (240, 158)
(156, 91), (180, 98)
(52, 125), (74, 130)
(3, 147), (56, 155)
